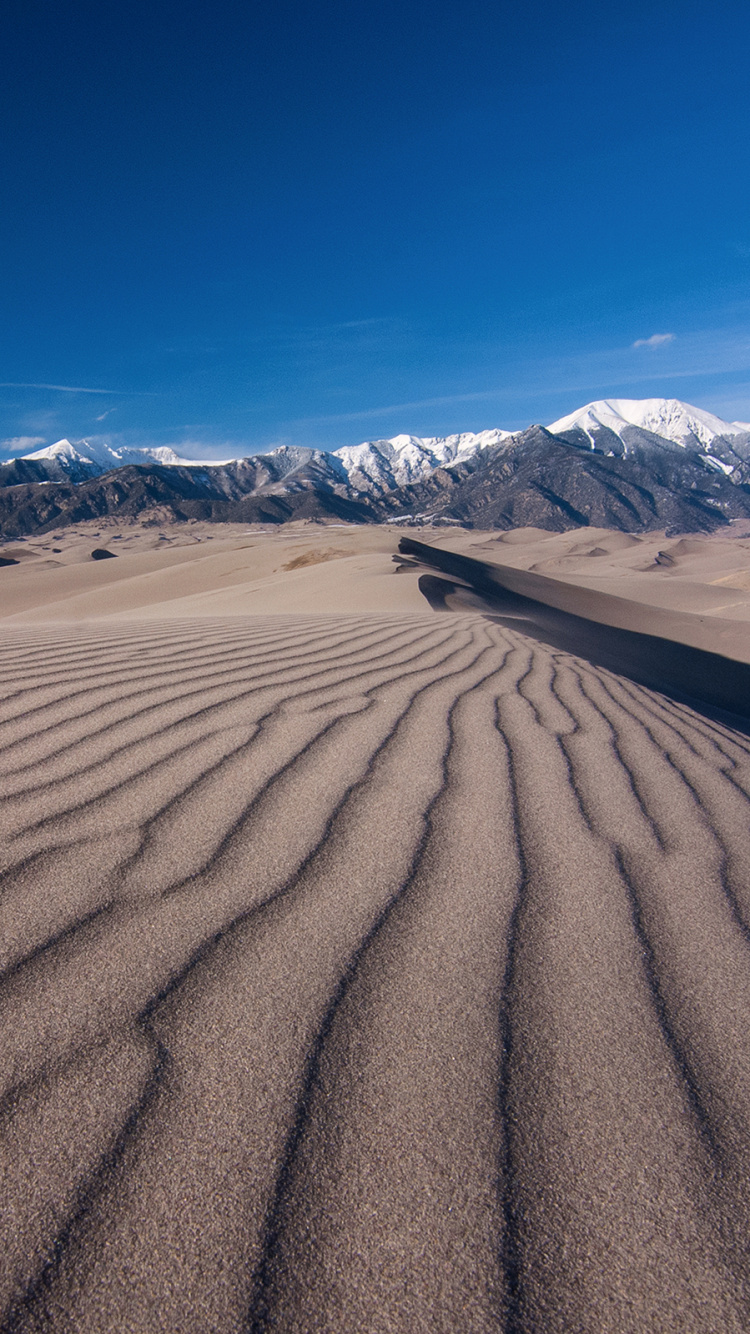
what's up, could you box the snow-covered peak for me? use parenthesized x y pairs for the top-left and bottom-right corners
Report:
(20, 438), (221, 472)
(24, 438), (96, 464)
(332, 428), (512, 493)
(548, 398), (749, 450)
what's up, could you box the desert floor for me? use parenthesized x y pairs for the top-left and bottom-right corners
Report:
(2, 520), (750, 1331)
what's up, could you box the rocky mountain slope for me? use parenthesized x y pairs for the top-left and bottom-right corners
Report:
(373, 426), (750, 532)
(0, 461), (371, 536)
(1, 400), (750, 537)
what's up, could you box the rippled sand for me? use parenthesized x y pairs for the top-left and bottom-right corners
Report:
(2, 610), (750, 1331)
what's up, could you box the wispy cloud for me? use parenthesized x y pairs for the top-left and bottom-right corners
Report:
(327, 317), (397, 332)
(298, 389), (507, 426)
(0, 382), (153, 395)
(631, 333), (676, 349)
(94, 408), (117, 422)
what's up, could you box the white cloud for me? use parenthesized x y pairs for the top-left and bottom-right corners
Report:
(632, 333), (676, 349)
(1, 435), (45, 451)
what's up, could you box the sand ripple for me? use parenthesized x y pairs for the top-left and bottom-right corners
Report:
(2, 613), (750, 1331)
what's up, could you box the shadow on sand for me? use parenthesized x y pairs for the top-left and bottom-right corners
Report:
(400, 536), (750, 734)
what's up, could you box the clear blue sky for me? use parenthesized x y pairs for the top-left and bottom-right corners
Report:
(2, 0), (750, 458)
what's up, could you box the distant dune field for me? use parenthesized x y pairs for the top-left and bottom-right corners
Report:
(2, 525), (750, 1330)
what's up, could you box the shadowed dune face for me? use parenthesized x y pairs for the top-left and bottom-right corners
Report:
(2, 614), (750, 1330)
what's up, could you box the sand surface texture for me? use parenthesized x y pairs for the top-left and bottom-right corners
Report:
(3, 525), (750, 1331)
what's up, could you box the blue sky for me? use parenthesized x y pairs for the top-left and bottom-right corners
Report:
(2, 0), (750, 459)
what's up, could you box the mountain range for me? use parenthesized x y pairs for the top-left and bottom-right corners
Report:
(2, 398), (750, 538)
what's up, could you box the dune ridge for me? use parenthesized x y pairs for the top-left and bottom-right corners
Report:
(2, 612), (750, 1330)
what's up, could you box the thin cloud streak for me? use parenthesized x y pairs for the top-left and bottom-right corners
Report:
(297, 389), (509, 425)
(0, 382), (153, 395)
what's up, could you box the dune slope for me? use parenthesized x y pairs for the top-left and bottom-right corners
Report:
(2, 613), (750, 1331)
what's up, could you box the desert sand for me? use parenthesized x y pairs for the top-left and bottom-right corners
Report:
(4, 517), (750, 641)
(2, 519), (750, 1331)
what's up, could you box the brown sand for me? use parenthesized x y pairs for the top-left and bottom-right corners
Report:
(3, 522), (750, 1330)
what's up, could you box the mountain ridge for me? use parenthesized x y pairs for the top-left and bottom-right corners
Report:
(2, 399), (750, 539)
(6, 398), (750, 489)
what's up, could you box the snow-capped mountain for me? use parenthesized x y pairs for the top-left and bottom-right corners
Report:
(15, 403), (750, 491)
(548, 397), (750, 447)
(13, 429), (512, 493)
(331, 429), (513, 495)
(4, 398), (750, 537)
(6, 427), (515, 496)
(4, 399), (750, 539)
(18, 438), (203, 481)
(548, 399), (750, 478)
(332, 404), (750, 492)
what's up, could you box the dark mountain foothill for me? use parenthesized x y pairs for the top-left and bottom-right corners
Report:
(0, 464), (371, 539)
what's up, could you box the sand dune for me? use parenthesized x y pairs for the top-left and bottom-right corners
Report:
(0, 522), (446, 621)
(3, 527), (750, 1330)
(467, 522), (750, 634)
(5, 517), (750, 629)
